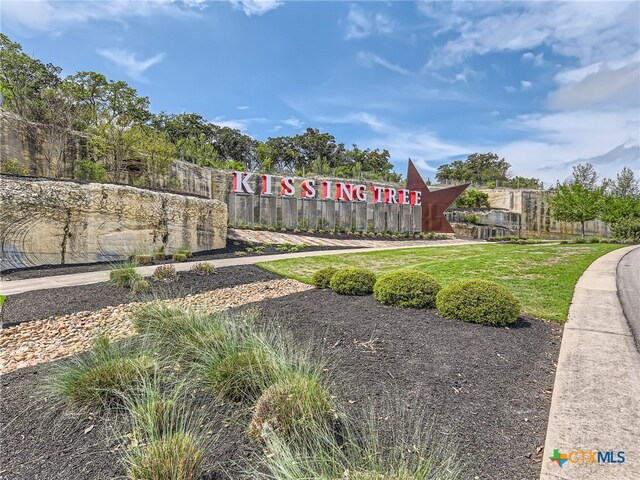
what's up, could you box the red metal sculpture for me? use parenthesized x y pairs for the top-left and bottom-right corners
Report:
(406, 159), (469, 233)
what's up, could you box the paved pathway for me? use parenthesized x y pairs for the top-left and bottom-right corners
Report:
(0, 239), (481, 296)
(617, 247), (640, 352)
(540, 245), (640, 480)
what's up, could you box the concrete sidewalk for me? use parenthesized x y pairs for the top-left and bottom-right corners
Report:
(0, 240), (480, 296)
(540, 245), (640, 480)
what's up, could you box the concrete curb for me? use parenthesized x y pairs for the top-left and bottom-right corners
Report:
(540, 245), (640, 480)
(0, 240), (482, 296)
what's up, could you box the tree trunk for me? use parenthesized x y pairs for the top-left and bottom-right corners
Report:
(581, 221), (585, 238)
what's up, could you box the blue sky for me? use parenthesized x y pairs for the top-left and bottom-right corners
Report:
(2, 0), (639, 185)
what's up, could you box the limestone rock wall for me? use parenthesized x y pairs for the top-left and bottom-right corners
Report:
(481, 188), (610, 238)
(0, 176), (227, 269)
(0, 111), (87, 178)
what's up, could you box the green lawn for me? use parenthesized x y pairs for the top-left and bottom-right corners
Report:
(258, 243), (624, 322)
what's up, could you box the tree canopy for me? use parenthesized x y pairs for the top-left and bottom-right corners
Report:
(0, 33), (401, 185)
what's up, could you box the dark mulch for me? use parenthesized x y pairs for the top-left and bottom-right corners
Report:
(0, 351), (258, 480)
(245, 290), (562, 480)
(0, 240), (357, 281)
(1, 286), (562, 480)
(1, 265), (279, 327)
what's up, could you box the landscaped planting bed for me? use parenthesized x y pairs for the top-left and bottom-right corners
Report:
(1, 263), (562, 479)
(1, 265), (282, 327)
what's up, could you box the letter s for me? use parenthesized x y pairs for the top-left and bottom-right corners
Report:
(617, 451), (625, 463)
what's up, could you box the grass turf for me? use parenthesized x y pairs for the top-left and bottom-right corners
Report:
(258, 243), (623, 322)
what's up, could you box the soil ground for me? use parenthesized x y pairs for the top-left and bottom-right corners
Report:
(1, 266), (562, 480)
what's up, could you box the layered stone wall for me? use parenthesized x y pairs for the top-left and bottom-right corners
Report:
(481, 189), (610, 238)
(0, 111), (87, 178)
(0, 176), (227, 269)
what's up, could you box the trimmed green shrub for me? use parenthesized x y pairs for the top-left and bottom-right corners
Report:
(48, 335), (156, 410)
(436, 279), (520, 326)
(1, 158), (26, 175)
(110, 263), (141, 288)
(312, 267), (339, 289)
(249, 372), (334, 441)
(329, 268), (376, 295)
(373, 271), (441, 308)
(132, 279), (150, 294)
(135, 254), (153, 265)
(190, 262), (214, 275)
(172, 253), (188, 262)
(177, 248), (193, 258)
(154, 265), (177, 281)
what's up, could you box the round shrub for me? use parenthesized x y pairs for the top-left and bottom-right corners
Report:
(127, 431), (203, 480)
(190, 262), (214, 275)
(131, 279), (150, 294)
(373, 270), (441, 308)
(312, 267), (339, 289)
(435, 279), (521, 326)
(329, 268), (376, 295)
(173, 253), (188, 262)
(249, 373), (334, 441)
(135, 254), (153, 265)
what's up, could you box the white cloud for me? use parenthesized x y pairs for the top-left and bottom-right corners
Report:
(229, 0), (283, 17)
(549, 61), (640, 110)
(282, 117), (304, 128)
(237, 105), (250, 110)
(97, 48), (164, 81)
(356, 51), (411, 75)
(344, 4), (394, 40)
(521, 80), (533, 90)
(425, 2), (639, 68)
(0, 0), (205, 33)
(504, 85), (517, 93)
(497, 109), (640, 184)
(522, 51), (544, 66)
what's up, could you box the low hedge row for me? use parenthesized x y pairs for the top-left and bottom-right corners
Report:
(313, 266), (520, 326)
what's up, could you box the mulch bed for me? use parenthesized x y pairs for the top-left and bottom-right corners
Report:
(0, 240), (357, 281)
(1, 265), (280, 327)
(1, 277), (562, 479)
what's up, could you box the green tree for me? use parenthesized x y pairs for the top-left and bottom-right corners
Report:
(0, 33), (61, 121)
(436, 152), (510, 184)
(454, 189), (490, 208)
(550, 164), (606, 238)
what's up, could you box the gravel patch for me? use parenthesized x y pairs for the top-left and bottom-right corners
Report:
(1, 265), (280, 327)
(0, 279), (312, 374)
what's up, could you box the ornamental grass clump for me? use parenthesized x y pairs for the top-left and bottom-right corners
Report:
(373, 270), (441, 308)
(435, 279), (521, 326)
(312, 266), (339, 289)
(194, 329), (278, 402)
(189, 262), (214, 275)
(134, 254), (153, 265)
(131, 279), (150, 294)
(47, 335), (157, 410)
(153, 264), (177, 282)
(330, 267), (376, 295)
(132, 304), (226, 362)
(122, 380), (213, 480)
(255, 405), (466, 480)
(249, 371), (335, 442)
(110, 261), (141, 288)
